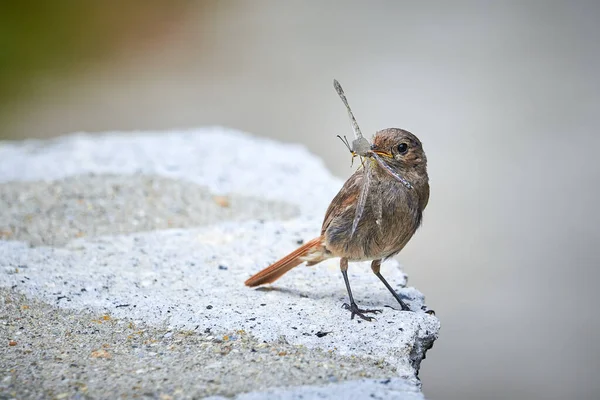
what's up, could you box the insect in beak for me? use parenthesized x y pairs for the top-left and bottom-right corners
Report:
(337, 135), (358, 166)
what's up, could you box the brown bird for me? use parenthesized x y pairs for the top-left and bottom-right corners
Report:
(245, 127), (430, 321)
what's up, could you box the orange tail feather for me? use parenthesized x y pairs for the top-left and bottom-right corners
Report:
(244, 237), (323, 287)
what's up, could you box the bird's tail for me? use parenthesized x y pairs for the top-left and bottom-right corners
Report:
(244, 237), (324, 287)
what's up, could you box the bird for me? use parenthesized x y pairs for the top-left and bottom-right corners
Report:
(244, 127), (430, 321)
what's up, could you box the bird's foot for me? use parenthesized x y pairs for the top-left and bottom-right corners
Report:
(384, 302), (412, 312)
(342, 302), (382, 321)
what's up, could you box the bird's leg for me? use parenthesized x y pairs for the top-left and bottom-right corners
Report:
(371, 259), (411, 311)
(340, 257), (381, 321)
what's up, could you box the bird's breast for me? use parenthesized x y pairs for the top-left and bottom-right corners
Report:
(324, 178), (422, 261)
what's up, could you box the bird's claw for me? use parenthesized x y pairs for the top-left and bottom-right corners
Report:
(342, 302), (382, 321)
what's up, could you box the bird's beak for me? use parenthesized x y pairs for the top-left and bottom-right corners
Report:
(370, 144), (393, 158)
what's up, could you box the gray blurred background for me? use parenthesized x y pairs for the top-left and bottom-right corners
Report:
(1, 1), (599, 399)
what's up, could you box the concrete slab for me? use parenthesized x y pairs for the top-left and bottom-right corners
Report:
(0, 128), (439, 399)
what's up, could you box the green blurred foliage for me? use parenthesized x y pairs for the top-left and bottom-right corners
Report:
(0, 2), (116, 100)
(0, 1), (191, 138)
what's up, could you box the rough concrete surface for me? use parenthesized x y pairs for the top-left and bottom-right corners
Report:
(0, 128), (439, 399)
(0, 175), (298, 246)
(0, 290), (411, 399)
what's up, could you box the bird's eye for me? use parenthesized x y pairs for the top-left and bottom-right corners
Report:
(397, 143), (408, 154)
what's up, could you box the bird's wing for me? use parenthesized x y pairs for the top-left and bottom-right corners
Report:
(321, 167), (364, 236)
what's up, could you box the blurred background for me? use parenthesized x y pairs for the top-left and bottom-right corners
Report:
(1, 1), (599, 399)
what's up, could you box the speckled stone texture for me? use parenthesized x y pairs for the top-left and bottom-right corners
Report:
(0, 128), (439, 399)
